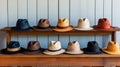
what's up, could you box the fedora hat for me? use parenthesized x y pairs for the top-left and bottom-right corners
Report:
(1, 41), (25, 54)
(23, 41), (41, 54)
(74, 18), (93, 30)
(83, 41), (102, 54)
(65, 41), (83, 54)
(93, 18), (113, 30)
(12, 19), (32, 31)
(53, 18), (73, 32)
(43, 41), (65, 55)
(33, 19), (52, 31)
(102, 41), (120, 54)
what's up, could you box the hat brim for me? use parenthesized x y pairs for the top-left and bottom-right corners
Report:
(53, 26), (73, 32)
(83, 48), (102, 54)
(65, 50), (83, 55)
(11, 27), (32, 31)
(33, 26), (53, 31)
(102, 48), (120, 54)
(74, 27), (93, 30)
(43, 49), (65, 55)
(1, 47), (25, 54)
(93, 25), (113, 30)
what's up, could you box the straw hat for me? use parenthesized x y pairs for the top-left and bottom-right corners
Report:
(53, 18), (73, 32)
(43, 41), (65, 55)
(93, 18), (113, 30)
(102, 41), (120, 54)
(65, 41), (83, 54)
(74, 18), (93, 30)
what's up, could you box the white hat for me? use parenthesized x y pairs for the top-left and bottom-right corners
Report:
(65, 41), (83, 54)
(74, 18), (93, 30)
(43, 41), (65, 55)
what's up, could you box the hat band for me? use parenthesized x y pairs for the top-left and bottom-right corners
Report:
(27, 49), (40, 52)
(48, 48), (62, 52)
(7, 47), (20, 52)
(57, 26), (69, 29)
(37, 26), (50, 29)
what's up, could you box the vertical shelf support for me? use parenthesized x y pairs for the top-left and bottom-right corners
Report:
(111, 31), (116, 41)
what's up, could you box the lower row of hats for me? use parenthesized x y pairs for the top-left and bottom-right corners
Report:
(1, 41), (119, 55)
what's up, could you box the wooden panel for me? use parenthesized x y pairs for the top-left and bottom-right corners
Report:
(37, 0), (48, 48)
(59, 0), (69, 48)
(18, 0), (28, 48)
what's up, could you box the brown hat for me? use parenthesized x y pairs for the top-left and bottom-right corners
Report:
(53, 18), (73, 32)
(23, 41), (41, 54)
(65, 41), (83, 54)
(33, 19), (52, 31)
(102, 41), (120, 54)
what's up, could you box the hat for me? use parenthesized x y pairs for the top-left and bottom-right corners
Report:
(53, 18), (73, 32)
(93, 18), (113, 30)
(23, 41), (41, 54)
(74, 18), (93, 30)
(102, 41), (120, 54)
(83, 41), (102, 54)
(33, 19), (52, 31)
(1, 41), (25, 54)
(12, 19), (32, 31)
(43, 41), (65, 55)
(65, 41), (83, 54)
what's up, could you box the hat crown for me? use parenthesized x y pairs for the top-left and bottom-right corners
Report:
(67, 41), (81, 52)
(16, 19), (30, 29)
(98, 18), (110, 29)
(106, 41), (120, 52)
(8, 41), (20, 48)
(57, 18), (69, 27)
(87, 41), (100, 52)
(37, 19), (50, 28)
(77, 18), (90, 28)
(48, 41), (61, 50)
(27, 41), (40, 51)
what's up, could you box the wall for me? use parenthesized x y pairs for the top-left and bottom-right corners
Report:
(0, 0), (120, 49)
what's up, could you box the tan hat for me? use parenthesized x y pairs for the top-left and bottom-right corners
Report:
(102, 41), (120, 54)
(65, 41), (83, 54)
(53, 18), (73, 32)
(43, 41), (65, 55)
(74, 18), (93, 30)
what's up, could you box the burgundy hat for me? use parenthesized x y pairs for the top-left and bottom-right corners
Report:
(93, 18), (113, 30)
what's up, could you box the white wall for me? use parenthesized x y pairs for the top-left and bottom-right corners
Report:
(0, 0), (120, 49)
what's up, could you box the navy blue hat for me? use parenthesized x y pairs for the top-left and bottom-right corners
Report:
(12, 19), (32, 31)
(1, 41), (25, 54)
(83, 41), (102, 54)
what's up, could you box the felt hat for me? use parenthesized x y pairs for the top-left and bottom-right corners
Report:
(23, 41), (41, 54)
(33, 19), (52, 31)
(102, 41), (120, 54)
(43, 41), (65, 55)
(93, 18), (113, 30)
(65, 41), (83, 54)
(53, 18), (73, 32)
(1, 41), (25, 54)
(83, 41), (102, 54)
(12, 19), (32, 31)
(74, 18), (93, 30)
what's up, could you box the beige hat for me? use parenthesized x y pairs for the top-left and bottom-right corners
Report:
(74, 18), (93, 30)
(43, 41), (65, 55)
(53, 18), (73, 32)
(102, 41), (120, 54)
(65, 41), (83, 54)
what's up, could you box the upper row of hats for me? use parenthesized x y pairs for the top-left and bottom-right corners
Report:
(1, 41), (119, 55)
(11, 18), (113, 32)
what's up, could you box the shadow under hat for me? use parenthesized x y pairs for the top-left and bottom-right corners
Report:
(11, 19), (32, 31)
(83, 41), (102, 54)
(1, 41), (25, 54)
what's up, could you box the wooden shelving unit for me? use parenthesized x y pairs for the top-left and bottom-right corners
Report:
(1, 27), (120, 66)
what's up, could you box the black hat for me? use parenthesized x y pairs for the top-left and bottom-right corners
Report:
(12, 19), (32, 31)
(83, 41), (102, 54)
(1, 41), (25, 54)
